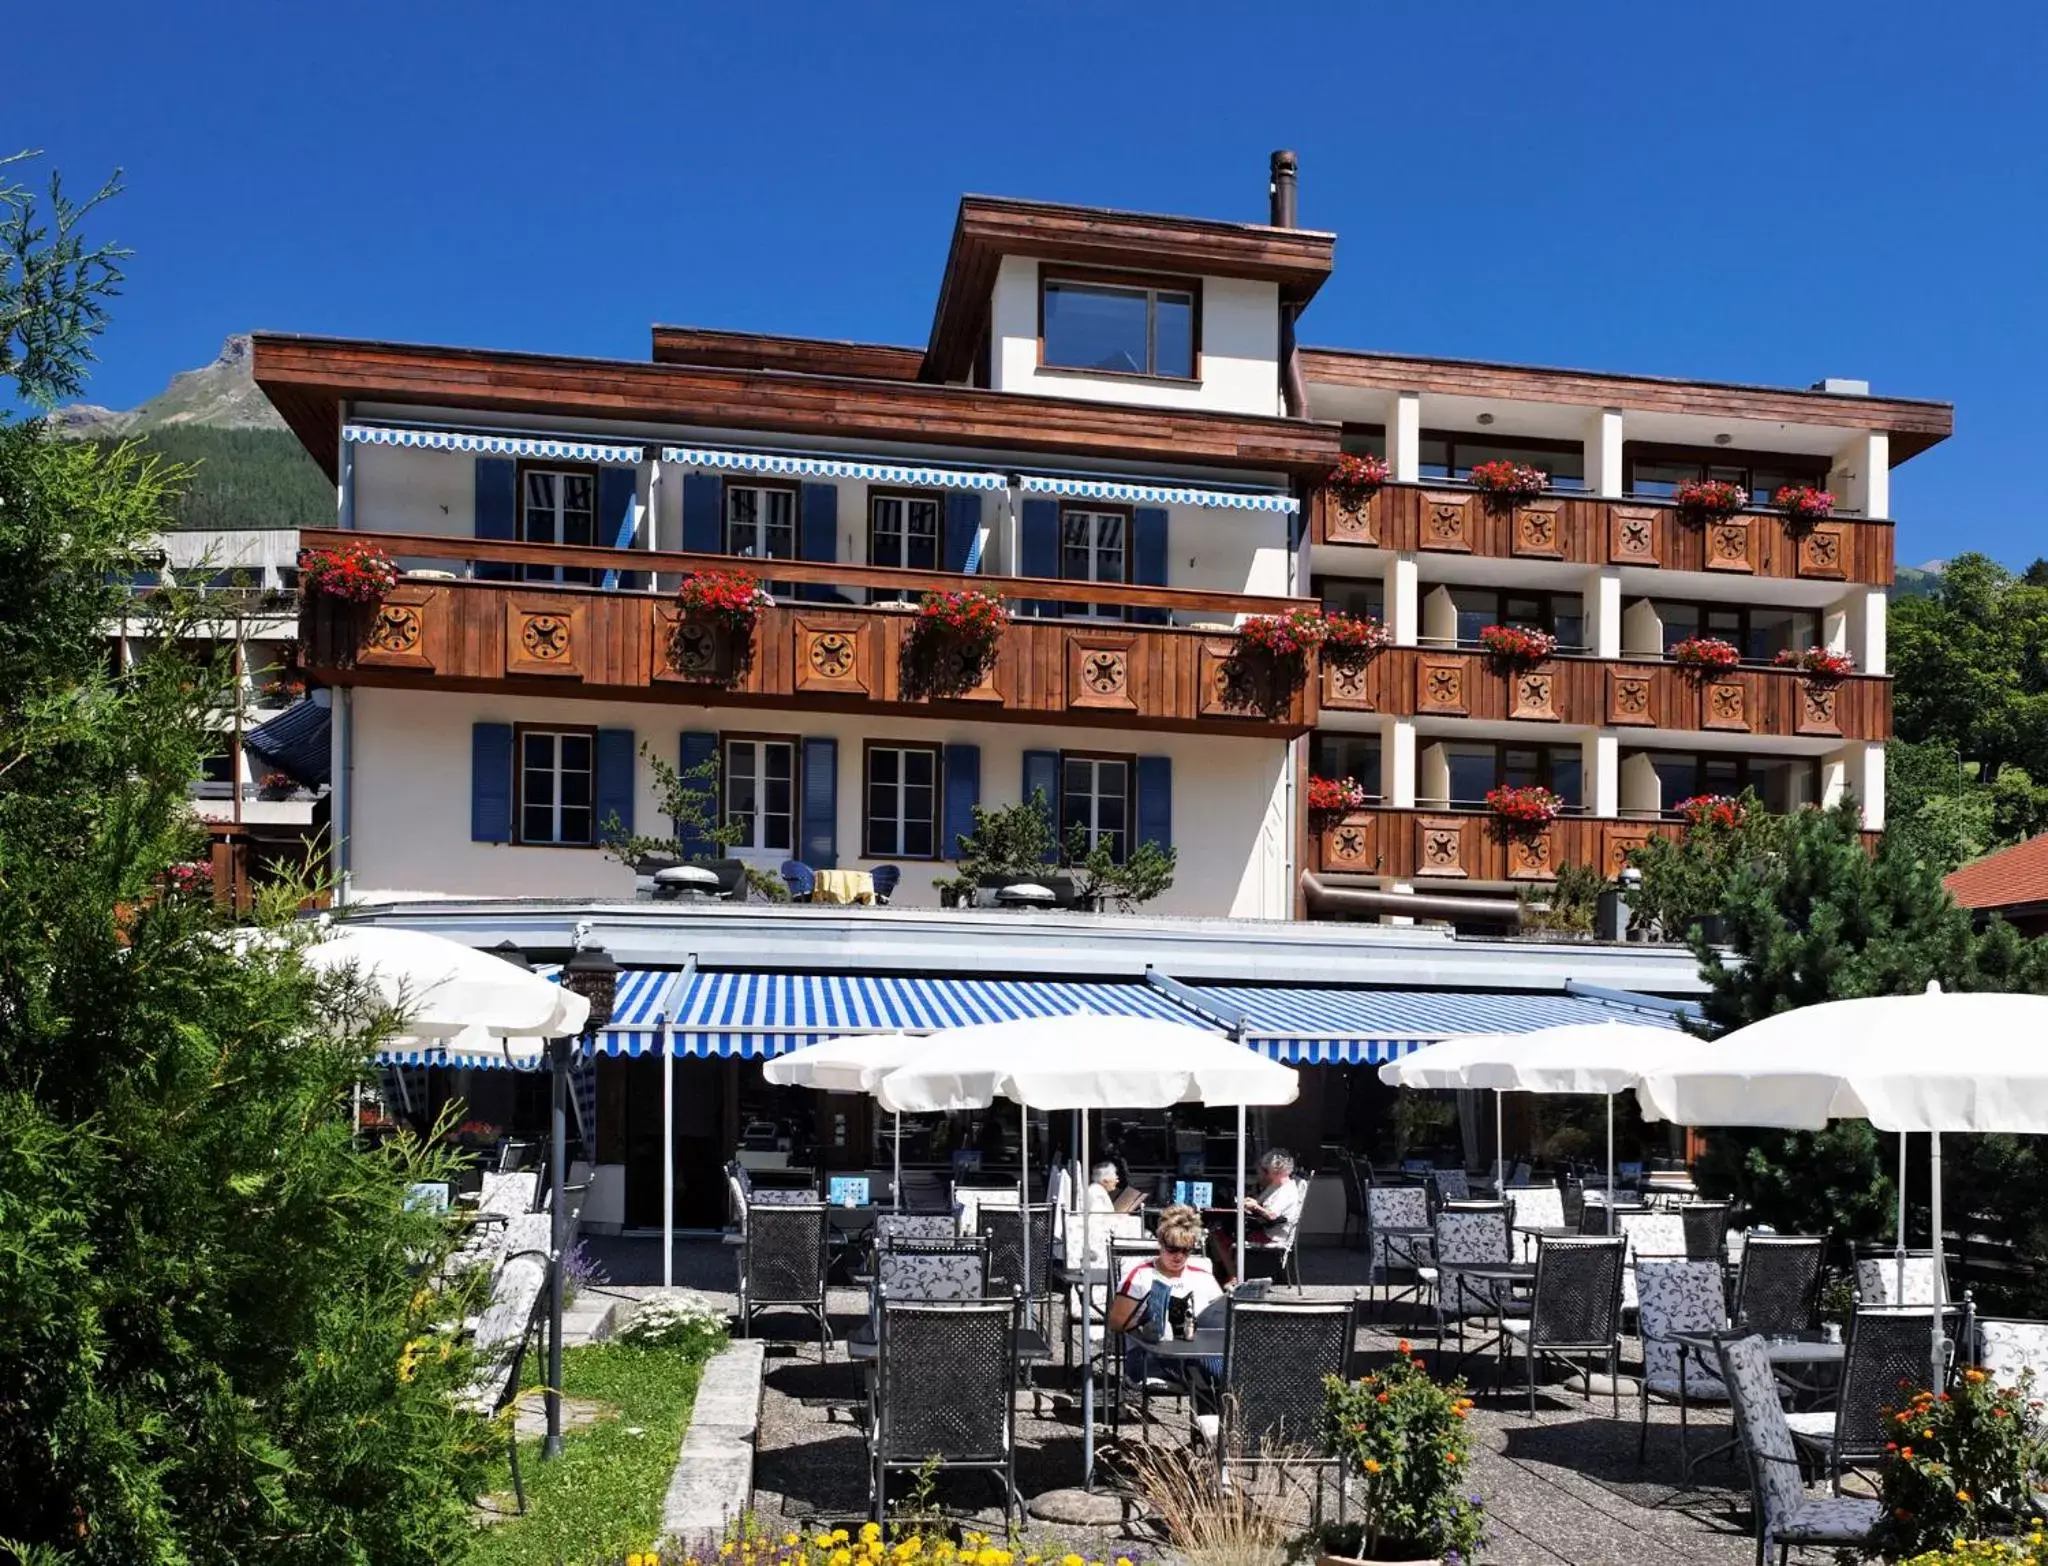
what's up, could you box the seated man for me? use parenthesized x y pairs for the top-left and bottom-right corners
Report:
(1106, 1204), (1224, 1410)
(1212, 1149), (1303, 1282)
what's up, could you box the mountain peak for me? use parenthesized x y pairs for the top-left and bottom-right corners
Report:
(52, 333), (284, 436)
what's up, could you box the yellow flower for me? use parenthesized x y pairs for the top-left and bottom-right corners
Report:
(1363, 1457), (1383, 1474)
(1063, 1553), (1086, 1566)
(785, 1538), (801, 1549)
(1956, 1489), (1971, 1503)
(832, 1532), (851, 1546)
(862, 1524), (882, 1544)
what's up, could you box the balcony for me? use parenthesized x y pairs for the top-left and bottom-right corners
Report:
(1309, 483), (1893, 586)
(296, 529), (1316, 737)
(1317, 646), (1889, 742)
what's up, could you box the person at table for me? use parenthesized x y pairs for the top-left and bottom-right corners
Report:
(1107, 1204), (1224, 1416)
(1209, 1148), (1303, 1282)
(1084, 1158), (1121, 1215)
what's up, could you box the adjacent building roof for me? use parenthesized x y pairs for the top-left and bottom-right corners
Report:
(650, 325), (925, 382)
(1945, 833), (2048, 914)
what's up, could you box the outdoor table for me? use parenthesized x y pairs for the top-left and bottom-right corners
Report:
(812, 868), (876, 906)
(1436, 1260), (1536, 1368)
(1668, 1331), (1847, 1476)
(848, 1319), (1052, 1364)
(1514, 1224), (1576, 1239)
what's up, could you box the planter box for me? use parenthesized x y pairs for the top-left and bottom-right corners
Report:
(1320, 1549), (1443, 1565)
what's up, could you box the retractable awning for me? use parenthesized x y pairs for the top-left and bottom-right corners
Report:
(344, 424), (645, 466)
(1018, 473), (1298, 515)
(661, 446), (1006, 492)
(373, 966), (683, 1067)
(1192, 986), (1687, 1064)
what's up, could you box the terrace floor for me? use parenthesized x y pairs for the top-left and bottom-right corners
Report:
(583, 1237), (1781, 1565)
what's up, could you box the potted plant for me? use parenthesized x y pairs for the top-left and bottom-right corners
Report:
(671, 568), (773, 682)
(298, 541), (399, 606)
(1870, 1366), (2048, 1561)
(1226, 606), (1328, 716)
(257, 771), (297, 801)
(1486, 784), (1563, 832)
(1308, 775), (1371, 820)
(1669, 635), (1742, 674)
(1322, 610), (1392, 668)
(1773, 484), (1834, 526)
(1671, 478), (1748, 524)
(1314, 1346), (1486, 1563)
(1330, 452), (1392, 513)
(1476, 623), (1557, 667)
(902, 587), (1006, 699)
(1677, 793), (1746, 830)
(1774, 645), (1855, 682)
(1466, 459), (1548, 504)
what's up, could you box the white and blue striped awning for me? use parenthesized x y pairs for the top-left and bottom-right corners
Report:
(344, 424), (645, 465)
(661, 446), (1007, 492)
(373, 966), (684, 1069)
(1018, 473), (1298, 515)
(1193, 987), (1686, 1065)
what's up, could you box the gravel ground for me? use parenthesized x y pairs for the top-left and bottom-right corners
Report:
(585, 1237), (1782, 1565)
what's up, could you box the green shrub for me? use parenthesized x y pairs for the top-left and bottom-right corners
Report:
(1317, 1345), (1484, 1561)
(1874, 1367), (2048, 1560)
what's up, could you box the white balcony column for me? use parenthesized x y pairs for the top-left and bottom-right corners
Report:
(1838, 586), (1888, 675)
(1828, 432), (1890, 519)
(1585, 407), (1625, 497)
(1386, 554), (1422, 646)
(1820, 750), (1850, 812)
(1619, 750), (1662, 818)
(1417, 740), (1449, 809)
(1420, 582), (1457, 646)
(1822, 602), (1850, 654)
(1584, 567), (1624, 659)
(1381, 717), (1417, 809)
(1388, 392), (1422, 483)
(1857, 742), (1886, 829)
(1380, 882), (1417, 926)
(1582, 730), (1619, 818)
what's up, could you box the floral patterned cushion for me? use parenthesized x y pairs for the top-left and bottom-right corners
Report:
(1855, 1254), (1938, 1305)
(750, 1188), (821, 1206)
(1367, 1185), (1432, 1277)
(1637, 1260), (1730, 1396)
(876, 1214), (959, 1243)
(1777, 1495), (1880, 1544)
(1978, 1317), (2048, 1389)
(1719, 1334), (1820, 1539)
(1619, 1213), (1688, 1309)
(878, 1245), (985, 1301)
(1506, 1185), (1565, 1262)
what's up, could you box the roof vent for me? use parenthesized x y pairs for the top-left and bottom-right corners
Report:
(1812, 377), (1871, 396)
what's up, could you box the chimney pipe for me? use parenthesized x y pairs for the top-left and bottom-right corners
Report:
(1268, 150), (1308, 419)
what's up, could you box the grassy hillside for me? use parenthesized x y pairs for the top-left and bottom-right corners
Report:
(92, 426), (329, 532)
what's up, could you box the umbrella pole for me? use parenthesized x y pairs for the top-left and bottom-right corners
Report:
(1020, 1100), (1032, 1330)
(1605, 1094), (1615, 1236)
(662, 1021), (674, 1291)
(1236, 1102), (1248, 1282)
(1081, 1110), (1094, 1491)
(1495, 1090), (1504, 1193)
(1930, 1131), (1947, 1390)
(893, 1112), (902, 1213)
(545, 1035), (569, 1459)
(1896, 1130), (1908, 1306)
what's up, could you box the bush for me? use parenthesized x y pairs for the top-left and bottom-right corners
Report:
(1318, 1346), (1484, 1561)
(1874, 1367), (2048, 1560)
(616, 1291), (728, 1354)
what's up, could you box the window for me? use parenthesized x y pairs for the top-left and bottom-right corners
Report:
(1441, 587), (1585, 651)
(1062, 754), (1131, 863)
(1312, 734), (1382, 798)
(1631, 750), (1814, 817)
(869, 492), (940, 601)
(1060, 505), (1128, 619)
(864, 744), (939, 859)
(517, 727), (595, 846)
(724, 483), (797, 567)
(1624, 445), (1831, 507)
(1041, 274), (1197, 380)
(1317, 576), (1386, 623)
(1646, 600), (1818, 664)
(724, 737), (796, 854)
(520, 466), (598, 585)
(1436, 742), (1583, 809)
(1419, 433), (1585, 490)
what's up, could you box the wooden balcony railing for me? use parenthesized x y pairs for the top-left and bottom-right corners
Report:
(297, 529), (1317, 736)
(1317, 646), (1888, 741)
(1310, 805), (1880, 884)
(1309, 483), (1893, 586)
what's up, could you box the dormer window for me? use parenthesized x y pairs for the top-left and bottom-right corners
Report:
(1040, 272), (1198, 381)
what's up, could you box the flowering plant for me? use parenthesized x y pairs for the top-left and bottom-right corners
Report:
(160, 861), (211, 897)
(676, 569), (774, 631)
(1775, 645), (1856, 681)
(1307, 775), (1371, 816)
(1773, 484), (1835, 524)
(1320, 1344), (1484, 1562)
(1678, 793), (1746, 830)
(913, 587), (1005, 643)
(621, 1520), (1139, 1566)
(1466, 459), (1548, 502)
(1896, 1542), (2048, 1565)
(617, 1290), (727, 1354)
(1670, 635), (1742, 673)
(1671, 478), (1748, 522)
(1872, 1367), (2048, 1561)
(447, 1120), (504, 1147)
(299, 541), (399, 606)
(1235, 607), (1328, 661)
(1329, 452), (1392, 511)
(1486, 785), (1564, 830)
(1477, 623), (1557, 666)
(1321, 610), (1392, 667)
(902, 588), (1006, 699)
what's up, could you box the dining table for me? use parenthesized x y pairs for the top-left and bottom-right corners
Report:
(811, 868), (876, 905)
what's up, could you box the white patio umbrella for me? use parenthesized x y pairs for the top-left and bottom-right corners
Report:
(1635, 982), (2048, 1385)
(763, 1032), (926, 1208)
(298, 923), (589, 1049)
(1381, 1034), (1531, 1193)
(871, 1010), (1299, 1489)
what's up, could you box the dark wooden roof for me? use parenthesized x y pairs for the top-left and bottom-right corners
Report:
(650, 325), (924, 381)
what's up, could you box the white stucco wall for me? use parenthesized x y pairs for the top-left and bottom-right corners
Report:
(988, 256), (1281, 416)
(345, 687), (1293, 918)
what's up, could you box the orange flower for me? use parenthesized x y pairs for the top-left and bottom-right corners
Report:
(1363, 1458), (1383, 1474)
(1398, 1340), (1411, 1356)
(1901, 1448), (1914, 1460)
(1956, 1490), (1972, 1504)
(1375, 1392), (1389, 1404)
(1444, 1451), (1460, 1464)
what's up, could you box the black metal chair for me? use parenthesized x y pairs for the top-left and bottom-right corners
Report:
(1337, 1155), (1369, 1249)
(1680, 1201), (1733, 1265)
(868, 1293), (1022, 1527)
(851, 1236), (990, 1364)
(1731, 1234), (1826, 1337)
(1787, 1305), (1966, 1490)
(978, 1202), (1056, 1308)
(1499, 1235), (1625, 1416)
(1216, 1298), (1354, 1516)
(739, 1201), (832, 1360)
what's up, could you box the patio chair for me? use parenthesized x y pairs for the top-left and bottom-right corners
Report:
(1732, 1234), (1826, 1338)
(1681, 1201), (1733, 1265)
(1337, 1155), (1369, 1248)
(979, 1203), (1057, 1353)
(850, 1236), (992, 1366)
(1366, 1185), (1432, 1320)
(1635, 1259), (1731, 1468)
(1578, 1192), (1645, 1234)
(738, 1201), (832, 1360)
(458, 1238), (551, 1514)
(1421, 1204), (1512, 1358)
(1619, 1210), (1688, 1311)
(1215, 1298), (1354, 1514)
(1787, 1306), (1964, 1490)
(1853, 1248), (1939, 1306)
(779, 859), (815, 901)
(705, 857), (748, 900)
(868, 1295), (1022, 1526)
(1241, 1174), (1311, 1291)
(875, 1212), (959, 1245)
(1975, 1316), (2048, 1387)
(1499, 1235), (1625, 1416)
(870, 864), (900, 903)
(1507, 1159), (1533, 1187)
(1427, 1167), (1472, 1210)
(1505, 1183), (1566, 1263)
(1716, 1334), (1879, 1564)
(477, 1170), (539, 1217)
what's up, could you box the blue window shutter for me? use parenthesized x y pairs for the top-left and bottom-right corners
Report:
(944, 491), (981, 575)
(942, 743), (981, 859)
(1020, 497), (1060, 616)
(1136, 755), (1173, 855)
(1022, 749), (1060, 860)
(802, 737), (838, 868)
(598, 468), (639, 591)
(470, 722), (513, 843)
(677, 731), (718, 858)
(475, 458), (517, 582)
(1133, 506), (1169, 626)
(682, 472), (722, 555)
(595, 728), (635, 843)
(799, 482), (838, 603)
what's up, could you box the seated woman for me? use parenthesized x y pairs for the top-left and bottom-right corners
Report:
(1106, 1204), (1224, 1410)
(1210, 1148), (1302, 1282)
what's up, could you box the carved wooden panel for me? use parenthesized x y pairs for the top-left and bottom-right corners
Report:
(1797, 523), (1847, 580)
(1796, 679), (1841, 735)
(1066, 634), (1138, 712)
(1320, 657), (1381, 712)
(355, 585), (437, 671)
(1324, 491), (1379, 546)
(1415, 815), (1469, 878)
(1415, 655), (1469, 716)
(1601, 826), (1656, 880)
(1704, 517), (1755, 573)
(1512, 502), (1564, 560)
(1503, 828), (1556, 881)
(1702, 676), (1750, 732)
(651, 607), (732, 684)
(1609, 506), (1661, 566)
(1198, 638), (1263, 720)
(1319, 812), (1379, 874)
(1418, 491), (1473, 553)
(504, 599), (585, 678)
(794, 618), (870, 697)
(1508, 667), (1558, 721)
(1607, 668), (1654, 726)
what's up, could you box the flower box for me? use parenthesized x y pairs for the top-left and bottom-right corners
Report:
(1677, 793), (1746, 829)
(1486, 784), (1564, 830)
(1321, 611), (1392, 667)
(1670, 635), (1742, 673)
(299, 542), (399, 606)
(1774, 645), (1855, 682)
(1671, 477), (1748, 523)
(1466, 459), (1548, 503)
(1477, 623), (1557, 666)
(903, 588), (1006, 699)
(1307, 776), (1371, 816)
(675, 568), (774, 633)
(1773, 484), (1834, 525)
(1235, 606), (1328, 661)
(1329, 452), (1391, 512)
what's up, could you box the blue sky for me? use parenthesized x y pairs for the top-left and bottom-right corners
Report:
(13, 0), (2045, 568)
